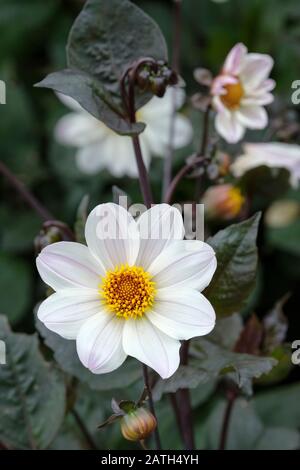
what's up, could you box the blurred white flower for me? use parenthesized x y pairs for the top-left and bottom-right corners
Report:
(231, 142), (300, 188)
(211, 43), (275, 143)
(36, 203), (216, 379)
(265, 199), (299, 228)
(55, 89), (193, 178)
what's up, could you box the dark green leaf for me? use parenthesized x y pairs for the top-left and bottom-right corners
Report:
(205, 213), (261, 317)
(37, 0), (168, 135)
(254, 383), (300, 428)
(203, 397), (300, 450)
(67, 0), (168, 110)
(262, 295), (289, 353)
(35, 69), (144, 136)
(36, 319), (141, 391)
(191, 338), (277, 395)
(0, 316), (66, 449)
(254, 427), (300, 450)
(152, 365), (210, 401)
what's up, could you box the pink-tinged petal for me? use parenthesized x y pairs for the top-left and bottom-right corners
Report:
(85, 203), (140, 271)
(122, 317), (180, 379)
(76, 313), (126, 374)
(212, 96), (227, 113)
(147, 288), (215, 340)
(36, 242), (103, 291)
(223, 43), (248, 75)
(259, 79), (276, 93)
(211, 75), (238, 96)
(240, 53), (274, 91)
(236, 106), (268, 129)
(215, 111), (245, 143)
(37, 288), (102, 339)
(241, 93), (274, 106)
(148, 240), (217, 291)
(136, 204), (184, 270)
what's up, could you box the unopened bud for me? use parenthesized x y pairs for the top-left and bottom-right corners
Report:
(149, 76), (167, 98)
(216, 152), (231, 177)
(34, 226), (62, 253)
(136, 68), (151, 92)
(202, 184), (245, 220)
(120, 407), (157, 442)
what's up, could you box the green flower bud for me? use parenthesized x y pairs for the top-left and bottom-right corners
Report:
(120, 407), (157, 442)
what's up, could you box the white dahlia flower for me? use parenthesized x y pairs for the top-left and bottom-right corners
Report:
(54, 89), (193, 178)
(211, 43), (275, 143)
(36, 203), (216, 379)
(231, 142), (300, 188)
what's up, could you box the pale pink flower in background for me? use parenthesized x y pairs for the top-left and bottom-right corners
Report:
(211, 43), (275, 143)
(54, 89), (193, 178)
(36, 203), (216, 379)
(231, 142), (300, 188)
(202, 184), (245, 220)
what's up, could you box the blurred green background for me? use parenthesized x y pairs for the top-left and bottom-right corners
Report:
(0, 0), (300, 450)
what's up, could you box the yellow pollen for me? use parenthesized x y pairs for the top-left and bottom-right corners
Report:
(99, 265), (156, 320)
(221, 80), (244, 109)
(227, 187), (245, 216)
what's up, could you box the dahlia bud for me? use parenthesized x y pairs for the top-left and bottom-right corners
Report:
(202, 184), (245, 220)
(34, 226), (62, 254)
(216, 151), (231, 177)
(136, 68), (151, 92)
(120, 407), (157, 442)
(149, 76), (167, 98)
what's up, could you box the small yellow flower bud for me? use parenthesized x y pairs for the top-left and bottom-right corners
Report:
(202, 184), (245, 220)
(120, 407), (157, 442)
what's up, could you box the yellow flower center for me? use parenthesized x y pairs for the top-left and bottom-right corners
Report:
(227, 187), (245, 216)
(221, 80), (244, 109)
(100, 265), (156, 320)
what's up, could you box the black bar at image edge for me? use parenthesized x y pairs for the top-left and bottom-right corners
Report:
(0, 450), (298, 465)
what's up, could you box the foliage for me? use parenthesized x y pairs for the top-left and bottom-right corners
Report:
(0, 0), (299, 452)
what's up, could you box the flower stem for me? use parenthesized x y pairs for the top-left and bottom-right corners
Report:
(195, 104), (211, 200)
(131, 135), (153, 208)
(142, 364), (162, 450)
(162, 0), (182, 200)
(0, 160), (53, 221)
(164, 156), (205, 204)
(71, 408), (99, 451)
(218, 388), (238, 450)
(176, 340), (195, 450)
(125, 69), (154, 209)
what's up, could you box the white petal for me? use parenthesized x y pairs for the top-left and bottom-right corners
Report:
(149, 240), (217, 291)
(76, 313), (126, 374)
(223, 43), (248, 75)
(236, 106), (268, 129)
(55, 112), (106, 147)
(172, 114), (194, 148)
(36, 242), (103, 291)
(85, 203), (140, 270)
(240, 53), (274, 91)
(136, 204), (184, 270)
(147, 288), (215, 340)
(76, 142), (111, 174)
(56, 92), (83, 112)
(122, 317), (180, 378)
(106, 135), (140, 178)
(37, 288), (101, 339)
(215, 111), (245, 144)
(241, 93), (274, 106)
